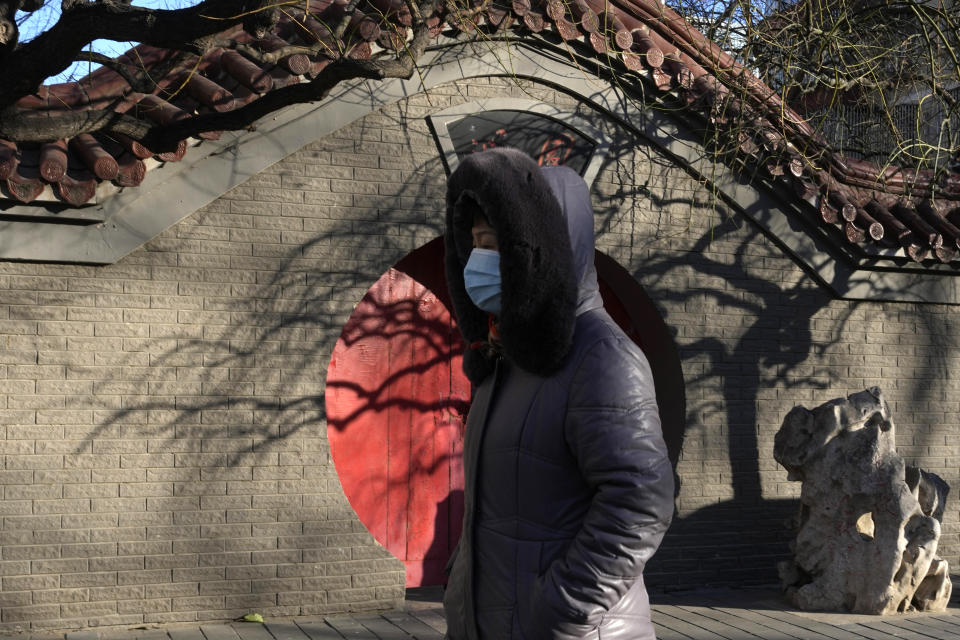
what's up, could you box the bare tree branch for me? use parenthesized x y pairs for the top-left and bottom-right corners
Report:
(140, 21), (433, 151)
(0, 0), (289, 107)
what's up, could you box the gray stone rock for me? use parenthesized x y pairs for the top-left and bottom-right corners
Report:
(773, 387), (952, 614)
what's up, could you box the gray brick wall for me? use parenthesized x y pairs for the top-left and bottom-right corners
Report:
(0, 75), (957, 631)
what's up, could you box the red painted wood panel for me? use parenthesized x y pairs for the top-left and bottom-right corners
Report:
(326, 265), (469, 587)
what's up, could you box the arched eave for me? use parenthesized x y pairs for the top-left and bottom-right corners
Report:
(0, 40), (958, 304)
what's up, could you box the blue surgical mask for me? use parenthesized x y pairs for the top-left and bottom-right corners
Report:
(463, 248), (501, 315)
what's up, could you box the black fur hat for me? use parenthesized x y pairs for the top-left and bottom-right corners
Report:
(444, 148), (578, 385)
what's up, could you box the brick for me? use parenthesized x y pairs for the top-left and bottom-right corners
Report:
(172, 595), (225, 611)
(91, 468), (144, 483)
(174, 481), (227, 496)
(118, 568), (173, 585)
(198, 551), (250, 567)
(33, 587), (89, 604)
(223, 593), (277, 609)
(2, 514), (60, 530)
(3, 484), (63, 500)
(199, 580), (251, 595)
(61, 601), (118, 617)
(89, 556), (144, 572)
(0, 500), (33, 516)
(1, 603), (60, 622)
(2, 544), (60, 560)
(226, 509), (277, 524)
(66, 454), (120, 470)
(146, 525), (200, 541)
(121, 453), (175, 468)
(38, 321), (94, 336)
(59, 571), (117, 588)
(61, 542), (117, 558)
(5, 455), (62, 470)
(251, 577), (300, 593)
(147, 496), (200, 511)
(302, 548), (352, 563)
(90, 497), (145, 513)
(90, 584), (145, 601)
(119, 540), (172, 557)
(92, 439), (148, 454)
(0, 380), (34, 395)
(32, 558), (92, 577)
(223, 537), (275, 553)
(0, 591), (31, 607)
(3, 574), (57, 592)
(118, 597), (173, 614)
(0, 471), (33, 484)
(352, 571), (403, 587)
(145, 554), (198, 569)
(224, 564), (276, 581)
(144, 581), (199, 598)
(121, 482), (173, 498)
(148, 467), (202, 481)
(173, 567), (224, 583)
(0, 409), (38, 425)
(327, 587), (377, 604)
(60, 513), (118, 529)
(200, 495), (252, 510)
(33, 498), (90, 514)
(174, 511), (225, 526)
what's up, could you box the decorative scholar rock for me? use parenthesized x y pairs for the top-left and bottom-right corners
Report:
(773, 387), (952, 614)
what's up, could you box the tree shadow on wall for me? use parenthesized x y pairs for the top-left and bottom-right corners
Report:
(70, 145), (453, 615)
(619, 189), (959, 588)
(618, 198), (856, 588)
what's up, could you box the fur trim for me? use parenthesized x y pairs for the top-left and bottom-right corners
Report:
(445, 148), (578, 384)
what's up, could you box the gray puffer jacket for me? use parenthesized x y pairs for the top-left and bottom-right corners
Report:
(442, 148), (674, 640)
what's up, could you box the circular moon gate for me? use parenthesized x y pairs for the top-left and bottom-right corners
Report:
(326, 238), (684, 587)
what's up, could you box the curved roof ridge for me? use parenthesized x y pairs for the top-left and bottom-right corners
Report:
(2, 0), (957, 263)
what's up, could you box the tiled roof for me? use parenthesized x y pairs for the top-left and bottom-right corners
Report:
(4, 1), (959, 264)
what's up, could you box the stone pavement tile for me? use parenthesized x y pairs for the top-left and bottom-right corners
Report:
(675, 603), (824, 640)
(197, 625), (240, 640)
(228, 623), (273, 640)
(651, 610), (728, 640)
(894, 617), (960, 640)
(735, 608), (872, 640)
(934, 615), (960, 630)
(261, 622), (311, 640)
(404, 608), (445, 636)
(847, 620), (936, 640)
(657, 604), (768, 639)
(352, 615), (413, 639)
(650, 620), (697, 640)
(322, 616), (378, 639)
(380, 610), (443, 639)
(167, 629), (205, 640)
(292, 621), (345, 639)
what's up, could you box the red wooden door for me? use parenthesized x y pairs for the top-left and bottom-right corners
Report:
(326, 254), (469, 587)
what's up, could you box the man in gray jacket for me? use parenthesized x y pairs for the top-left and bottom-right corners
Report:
(442, 147), (674, 640)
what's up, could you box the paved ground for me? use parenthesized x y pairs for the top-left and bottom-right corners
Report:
(6, 582), (960, 639)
